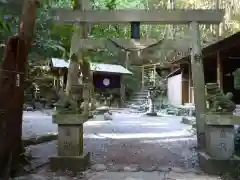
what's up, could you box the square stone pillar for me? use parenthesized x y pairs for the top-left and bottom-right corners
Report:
(205, 124), (235, 160)
(50, 113), (90, 172)
(199, 113), (240, 174)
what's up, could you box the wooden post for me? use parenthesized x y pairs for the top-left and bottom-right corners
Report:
(217, 51), (223, 89)
(189, 21), (207, 149)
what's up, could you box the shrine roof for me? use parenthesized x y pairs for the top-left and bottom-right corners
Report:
(170, 31), (240, 65)
(50, 58), (132, 75)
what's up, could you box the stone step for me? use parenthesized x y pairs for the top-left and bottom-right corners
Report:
(90, 164), (203, 174)
(125, 88), (149, 105)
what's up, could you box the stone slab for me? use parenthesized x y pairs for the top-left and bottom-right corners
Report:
(205, 125), (235, 160)
(198, 151), (240, 175)
(49, 152), (91, 172)
(201, 113), (240, 125)
(58, 125), (83, 156)
(52, 113), (87, 125)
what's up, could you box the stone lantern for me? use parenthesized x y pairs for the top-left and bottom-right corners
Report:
(50, 84), (90, 172)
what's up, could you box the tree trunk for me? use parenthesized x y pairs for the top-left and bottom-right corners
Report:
(0, 0), (38, 178)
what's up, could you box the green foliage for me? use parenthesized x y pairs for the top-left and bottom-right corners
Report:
(0, 0), (239, 100)
(0, 20), (11, 33)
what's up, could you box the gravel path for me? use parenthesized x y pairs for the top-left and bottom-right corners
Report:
(83, 112), (197, 168)
(18, 109), (224, 179)
(24, 110), (197, 170)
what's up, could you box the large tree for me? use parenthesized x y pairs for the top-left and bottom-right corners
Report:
(0, 0), (39, 178)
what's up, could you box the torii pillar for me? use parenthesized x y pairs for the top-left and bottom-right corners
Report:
(189, 22), (207, 150)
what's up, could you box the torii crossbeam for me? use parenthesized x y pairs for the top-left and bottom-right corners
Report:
(53, 9), (224, 24)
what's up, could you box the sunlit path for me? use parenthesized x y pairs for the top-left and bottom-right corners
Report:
(23, 110), (197, 169)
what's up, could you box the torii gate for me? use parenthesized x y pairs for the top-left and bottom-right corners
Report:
(49, 0), (224, 172)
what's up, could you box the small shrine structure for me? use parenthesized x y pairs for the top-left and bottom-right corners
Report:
(161, 32), (240, 106)
(48, 58), (132, 107)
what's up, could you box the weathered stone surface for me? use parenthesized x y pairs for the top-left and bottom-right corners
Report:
(25, 109), (198, 175)
(13, 174), (50, 180)
(205, 83), (236, 113)
(168, 171), (220, 180)
(205, 125), (235, 160)
(156, 166), (171, 172)
(52, 113), (86, 124)
(187, 168), (204, 174)
(139, 165), (156, 172)
(91, 164), (107, 171)
(58, 125), (83, 156)
(20, 170), (223, 180)
(181, 116), (196, 125)
(86, 172), (165, 180)
(50, 153), (91, 172)
(171, 167), (189, 173)
(199, 151), (240, 175)
(202, 113), (240, 125)
(123, 164), (140, 172)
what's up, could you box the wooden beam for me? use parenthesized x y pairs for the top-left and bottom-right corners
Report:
(52, 9), (224, 24)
